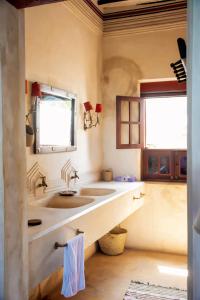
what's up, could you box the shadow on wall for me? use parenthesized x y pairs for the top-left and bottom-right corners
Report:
(102, 56), (143, 115)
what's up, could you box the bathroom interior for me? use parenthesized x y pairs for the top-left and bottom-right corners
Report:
(2, 0), (198, 299)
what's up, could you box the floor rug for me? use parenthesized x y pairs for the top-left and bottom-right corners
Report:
(123, 281), (187, 300)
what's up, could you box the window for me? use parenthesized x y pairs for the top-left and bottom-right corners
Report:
(116, 81), (187, 182)
(145, 96), (187, 149)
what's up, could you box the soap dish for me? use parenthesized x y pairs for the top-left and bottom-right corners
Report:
(59, 190), (77, 196)
(28, 219), (42, 227)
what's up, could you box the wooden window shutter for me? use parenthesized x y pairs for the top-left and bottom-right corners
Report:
(116, 96), (144, 149)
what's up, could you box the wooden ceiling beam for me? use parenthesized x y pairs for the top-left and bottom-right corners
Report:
(6, 0), (65, 9)
(98, 0), (126, 5)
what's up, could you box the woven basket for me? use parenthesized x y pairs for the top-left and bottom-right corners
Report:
(98, 227), (127, 256)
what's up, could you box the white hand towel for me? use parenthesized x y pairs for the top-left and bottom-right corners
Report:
(61, 234), (85, 298)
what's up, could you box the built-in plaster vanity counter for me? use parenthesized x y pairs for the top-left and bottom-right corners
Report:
(28, 181), (144, 291)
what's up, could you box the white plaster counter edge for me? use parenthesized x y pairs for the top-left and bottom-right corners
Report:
(28, 181), (144, 242)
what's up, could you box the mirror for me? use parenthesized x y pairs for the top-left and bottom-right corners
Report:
(34, 84), (76, 153)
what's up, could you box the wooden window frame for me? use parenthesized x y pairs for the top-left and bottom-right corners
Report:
(116, 81), (187, 182)
(174, 150), (187, 181)
(141, 81), (187, 182)
(116, 96), (145, 149)
(142, 149), (187, 182)
(140, 81), (186, 97)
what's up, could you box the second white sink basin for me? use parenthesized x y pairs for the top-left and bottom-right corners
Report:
(32, 196), (95, 209)
(80, 188), (116, 196)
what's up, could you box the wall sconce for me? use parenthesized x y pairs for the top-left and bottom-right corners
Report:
(26, 82), (41, 116)
(31, 82), (42, 97)
(25, 82), (41, 147)
(29, 81), (42, 112)
(83, 101), (102, 130)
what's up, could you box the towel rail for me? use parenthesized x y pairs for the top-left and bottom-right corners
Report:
(54, 229), (84, 250)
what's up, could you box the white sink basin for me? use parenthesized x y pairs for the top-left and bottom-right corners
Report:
(80, 188), (116, 196)
(31, 196), (95, 209)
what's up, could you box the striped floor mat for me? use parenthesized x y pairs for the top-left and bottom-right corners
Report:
(124, 281), (187, 300)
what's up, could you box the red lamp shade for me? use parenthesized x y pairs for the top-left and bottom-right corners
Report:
(95, 103), (102, 113)
(31, 82), (42, 97)
(84, 101), (93, 111)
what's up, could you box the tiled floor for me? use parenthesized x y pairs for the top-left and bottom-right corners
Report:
(51, 250), (187, 300)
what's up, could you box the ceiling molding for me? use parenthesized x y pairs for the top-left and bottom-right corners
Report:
(6, 0), (65, 9)
(7, 0), (186, 37)
(103, 20), (186, 38)
(6, 0), (103, 34)
(83, 0), (103, 19)
(84, 0), (187, 21)
(63, 0), (103, 34)
(104, 7), (186, 34)
(103, 1), (187, 20)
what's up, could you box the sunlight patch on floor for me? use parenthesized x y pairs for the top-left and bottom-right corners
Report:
(158, 265), (188, 277)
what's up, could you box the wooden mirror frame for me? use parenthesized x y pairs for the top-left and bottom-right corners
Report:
(33, 84), (77, 154)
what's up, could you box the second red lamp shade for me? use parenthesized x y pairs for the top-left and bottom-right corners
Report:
(84, 101), (102, 113)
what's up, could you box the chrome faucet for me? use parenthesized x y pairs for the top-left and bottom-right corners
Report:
(68, 170), (79, 190)
(37, 176), (48, 189)
(70, 170), (79, 180)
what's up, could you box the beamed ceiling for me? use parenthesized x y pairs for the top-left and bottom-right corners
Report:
(6, 0), (65, 9)
(93, 0), (186, 13)
(6, 0), (187, 20)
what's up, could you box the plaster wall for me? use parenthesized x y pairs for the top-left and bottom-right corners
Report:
(103, 28), (187, 254)
(123, 182), (187, 254)
(25, 3), (103, 191)
(0, 1), (27, 299)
